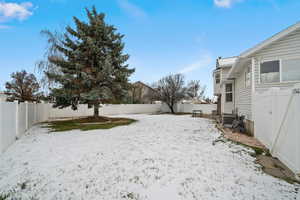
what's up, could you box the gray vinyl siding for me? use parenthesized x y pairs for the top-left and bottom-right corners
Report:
(234, 64), (252, 120)
(253, 29), (300, 92)
(213, 67), (232, 96)
(221, 67), (231, 81)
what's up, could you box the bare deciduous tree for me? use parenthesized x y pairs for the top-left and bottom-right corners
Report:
(36, 29), (65, 94)
(5, 70), (41, 102)
(155, 74), (186, 114)
(186, 80), (206, 101)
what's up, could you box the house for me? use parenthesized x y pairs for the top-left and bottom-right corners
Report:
(213, 22), (300, 135)
(130, 81), (158, 104)
(213, 56), (238, 116)
(0, 92), (7, 102)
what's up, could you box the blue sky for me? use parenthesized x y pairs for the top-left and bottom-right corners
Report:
(1, 0), (300, 97)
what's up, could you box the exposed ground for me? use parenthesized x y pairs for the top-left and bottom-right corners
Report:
(0, 114), (299, 200)
(44, 116), (137, 132)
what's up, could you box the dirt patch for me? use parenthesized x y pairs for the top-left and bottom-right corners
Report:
(44, 116), (137, 132)
(216, 123), (266, 151)
(214, 123), (299, 184)
(256, 155), (300, 184)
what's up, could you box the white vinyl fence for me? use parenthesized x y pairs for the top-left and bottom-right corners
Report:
(160, 103), (217, 114)
(49, 104), (163, 119)
(254, 86), (300, 175)
(49, 103), (217, 119)
(0, 102), (216, 153)
(176, 104), (217, 114)
(0, 102), (49, 153)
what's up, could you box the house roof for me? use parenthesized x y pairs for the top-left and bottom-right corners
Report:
(239, 22), (300, 58)
(228, 21), (300, 78)
(133, 81), (156, 92)
(217, 56), (238, 67)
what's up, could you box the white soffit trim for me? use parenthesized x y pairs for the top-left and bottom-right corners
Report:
(218, 56), (238, 67)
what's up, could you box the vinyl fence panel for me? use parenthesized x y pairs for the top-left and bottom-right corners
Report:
(254, 86), (300, 174)
(0, 102), (17, 153)
(17, 102), (27, 138)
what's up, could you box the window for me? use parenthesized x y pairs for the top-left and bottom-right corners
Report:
(215, 73), (220, 84)
(245, 66), (251, 88)
(225, 83), (233, 102)
(260, 60), (280, 83)
(282, 59), (300, 82)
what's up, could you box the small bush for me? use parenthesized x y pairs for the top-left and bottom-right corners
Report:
(0, 193), (9, 200)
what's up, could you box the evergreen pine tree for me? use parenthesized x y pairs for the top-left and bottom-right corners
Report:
(47, 6), (134, 117)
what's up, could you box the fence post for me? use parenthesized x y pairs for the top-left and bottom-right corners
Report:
(25, 101), (29, 130)
(292, 84), (300, 175)
(34, 102), (37, 123)
(33, 102), (36, 124)
(15, 100), (19, 138)
(47, 103), (51, 121)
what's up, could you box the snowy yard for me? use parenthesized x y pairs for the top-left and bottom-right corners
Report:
(0, 114), (299, 200)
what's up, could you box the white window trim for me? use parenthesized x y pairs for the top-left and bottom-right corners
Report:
(259, 59), (281, 84)
(281, 58), (300, 83)
(259, 57), (300, 85)
(225, 83), (233, 103)
(280, 59), (282, 82)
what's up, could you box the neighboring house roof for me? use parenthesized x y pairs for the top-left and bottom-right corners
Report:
(133, 81), (156, 92)
(228, 21), (300, 78)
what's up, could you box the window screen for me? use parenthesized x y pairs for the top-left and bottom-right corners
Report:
(260, 60), (280, 83)
(282, 59), (300, 82)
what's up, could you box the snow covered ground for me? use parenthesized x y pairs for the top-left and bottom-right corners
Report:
(0, 114), (299, 200)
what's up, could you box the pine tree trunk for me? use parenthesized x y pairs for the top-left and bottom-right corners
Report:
(94, 103), (100, 118)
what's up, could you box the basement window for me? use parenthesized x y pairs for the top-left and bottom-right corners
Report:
(225, 83), (233, 102)
(260, 60), (280, 83)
